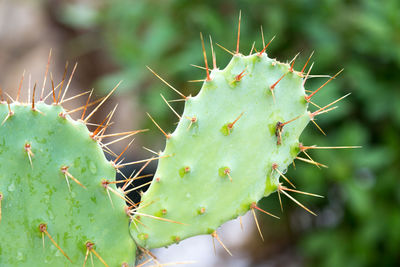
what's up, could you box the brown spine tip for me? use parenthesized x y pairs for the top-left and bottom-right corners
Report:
(60, 166), (68, 173)
(234, 67), (247, 82)
(272, 163), (278, 170)
(270, 72), (287, 90)
(39, 223), (47, 232)
(86, 241), (94, 250)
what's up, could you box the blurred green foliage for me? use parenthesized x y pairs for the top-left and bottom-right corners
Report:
(58, 0), (400, 266)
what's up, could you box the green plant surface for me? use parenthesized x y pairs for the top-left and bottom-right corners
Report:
(131, 48), (319, 249)
(0, 102), (136, 266)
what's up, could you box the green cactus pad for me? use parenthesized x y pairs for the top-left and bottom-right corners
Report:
(0, 102), (136, 266)
(132, 53), (310, 249)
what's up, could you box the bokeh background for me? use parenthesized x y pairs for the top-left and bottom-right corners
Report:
(1, 0), (400, 266)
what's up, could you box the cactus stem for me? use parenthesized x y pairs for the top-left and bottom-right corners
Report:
(209, 35), (217, 70)
(199, 32), (211, 81)
(146, 112), (171, 139)
(40, 49), (52, 100)
(38, 223), (73, 263)
(146, 66), (187, 100)
(300, 51), (314, 74)
(272, 164), (296, 188)
(16, 70), (25, 102)
(296, 156), (328, 168)
(278, 185), (317, 216)
(160, 94), (181, 120)
(258, 35), (275, 56)
(216, 43), (235, 56)
(306, 69), (344, 100)
(211, 231), (232, 256)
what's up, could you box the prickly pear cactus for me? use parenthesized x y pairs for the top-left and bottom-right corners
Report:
(0, 99), (136, 266)
(131, 34), (344, 250)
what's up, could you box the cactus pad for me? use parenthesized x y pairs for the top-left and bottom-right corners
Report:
(0, 101), (136, 266)
(132, 52), (312, 249)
